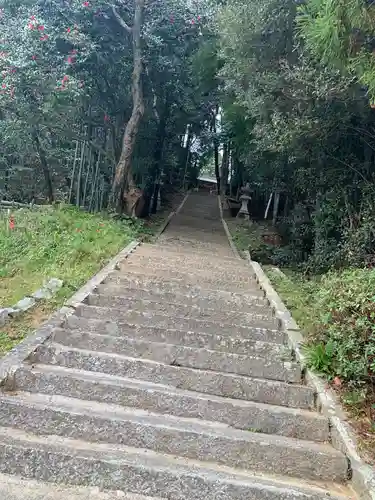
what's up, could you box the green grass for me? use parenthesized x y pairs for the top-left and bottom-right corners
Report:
(266, 268), (321, 335)
(0, 205), (145, 307)
(0, 205), (149, 355)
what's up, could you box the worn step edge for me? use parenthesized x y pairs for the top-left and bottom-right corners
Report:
(28, 346), (314, 406)
(8, 367), (327, 440)
(0, 426), (350, 500)
(0, 392), (344, 482)
(103, 273), (266, 298)
(75, 304), (281, 333)
(0, 472), (163, 500)
(95, 283), (269, 310)
(126, 254), (251, 272)
(51, 329), (300, 382)
(116, 267), (262, 290)
(65, 315), (286, 346)
(121, 261), (258, 282)
(54, 325), (287, 357)
(86, 294), (277, 326)
(139, 243), (242, 261)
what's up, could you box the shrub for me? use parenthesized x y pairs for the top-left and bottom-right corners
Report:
(307, 268), (375, 384)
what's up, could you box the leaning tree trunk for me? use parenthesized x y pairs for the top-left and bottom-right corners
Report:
(110, 0), (145, 214)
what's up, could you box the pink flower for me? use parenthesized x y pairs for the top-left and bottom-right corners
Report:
(197, 15), (201, 21)
(28, 23), (35, 30)
(31, 55), (37, 60)
(1, 83), (6, 89)
(67, 55), (75, 64)
(38, 25), (44, 31)
(30, 15), (36, 21)
(62, 75), (69, 82)
(40, 34), (48, 41)
(67, 27), (71, 33)
(82, 1), (89, 6)
(104, 114), (110, 122)
(333, 376), (342, 387)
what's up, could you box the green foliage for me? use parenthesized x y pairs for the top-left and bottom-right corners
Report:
(302, 341), (335, 377)
(298, 0), (375, 102)
(303, 268), (375, 383)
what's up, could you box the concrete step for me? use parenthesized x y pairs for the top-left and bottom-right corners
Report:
(105, 272), (265, 297)
(127, 253), (249, 273)
(115, 266), (260, 291)
(156, 240), (234, 257)
(0, 427), (350, 499)
(122, 260), (257, 284)
(74, 304), (281, 339)
(10, 365), (326, 440)
(0, 473), (161, 500)
(0, 393), (345, 482)
(96, 283), (270, 312)
(51, 329), (300, 382)
(30, 345), (313, 404)
(157, 235), (233, 251)
(65, 315), (286, 345)
(86, 295), (277, 328)
(58, 322), (286, 356)
(138, 243), (240, 263)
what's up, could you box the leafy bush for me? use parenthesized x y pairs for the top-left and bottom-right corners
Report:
(307, 268), (375, 384)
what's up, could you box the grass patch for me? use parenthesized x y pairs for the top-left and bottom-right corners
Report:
(266, 268), (321, 334)
(226, 219), (281, 263)
(0, 204), (152, 356)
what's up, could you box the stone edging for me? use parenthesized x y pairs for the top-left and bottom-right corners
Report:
(152, 190), (191, 241)
(0, 278), (64, 327)
(219, 215), (375, 499)
(0, 240), (140, 386)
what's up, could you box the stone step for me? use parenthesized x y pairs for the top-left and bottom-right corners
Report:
(51, 329), (300, 382)
(0, 393), (345, 482)
(60, 321), (285, 355)
(138, 243), (240, 263)
(96, 283), (270, 312)
(74, 305), (281, 337)
(0, 427), (350, 499)
(0, 473), (161, 500)
(30, 345), (312, 403)
(157, 240), (234, 257)
(128, 252), (249, 272)
(11, 365), (326, 440)
(158, 235), (232, 250)
(116, 266), (259, 291)
(65, 315), (286, 346)
(86, 295), (277, 328)
(122, 260), (257, 284)
(105, 272), (265, 296)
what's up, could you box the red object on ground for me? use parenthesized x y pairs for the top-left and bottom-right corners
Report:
(9, 216), (15, 230)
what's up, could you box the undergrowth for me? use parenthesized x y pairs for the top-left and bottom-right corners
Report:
(268, 267), (375, 464)
(227, 218), (375, 463)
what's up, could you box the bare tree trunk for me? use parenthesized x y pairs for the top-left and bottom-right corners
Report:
(212, 109), (220, 194)
(33, 133), (54, 203)
(110, 0), (145, 214)
(220, 142), (230, 197)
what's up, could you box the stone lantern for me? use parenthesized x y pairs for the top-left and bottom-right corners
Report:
(237, 183), (252, 220)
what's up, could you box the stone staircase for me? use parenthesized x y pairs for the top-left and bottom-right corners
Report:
(0, 192), (356, 499)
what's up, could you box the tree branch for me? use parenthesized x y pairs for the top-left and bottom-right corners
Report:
(112, 5), (132, 33)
